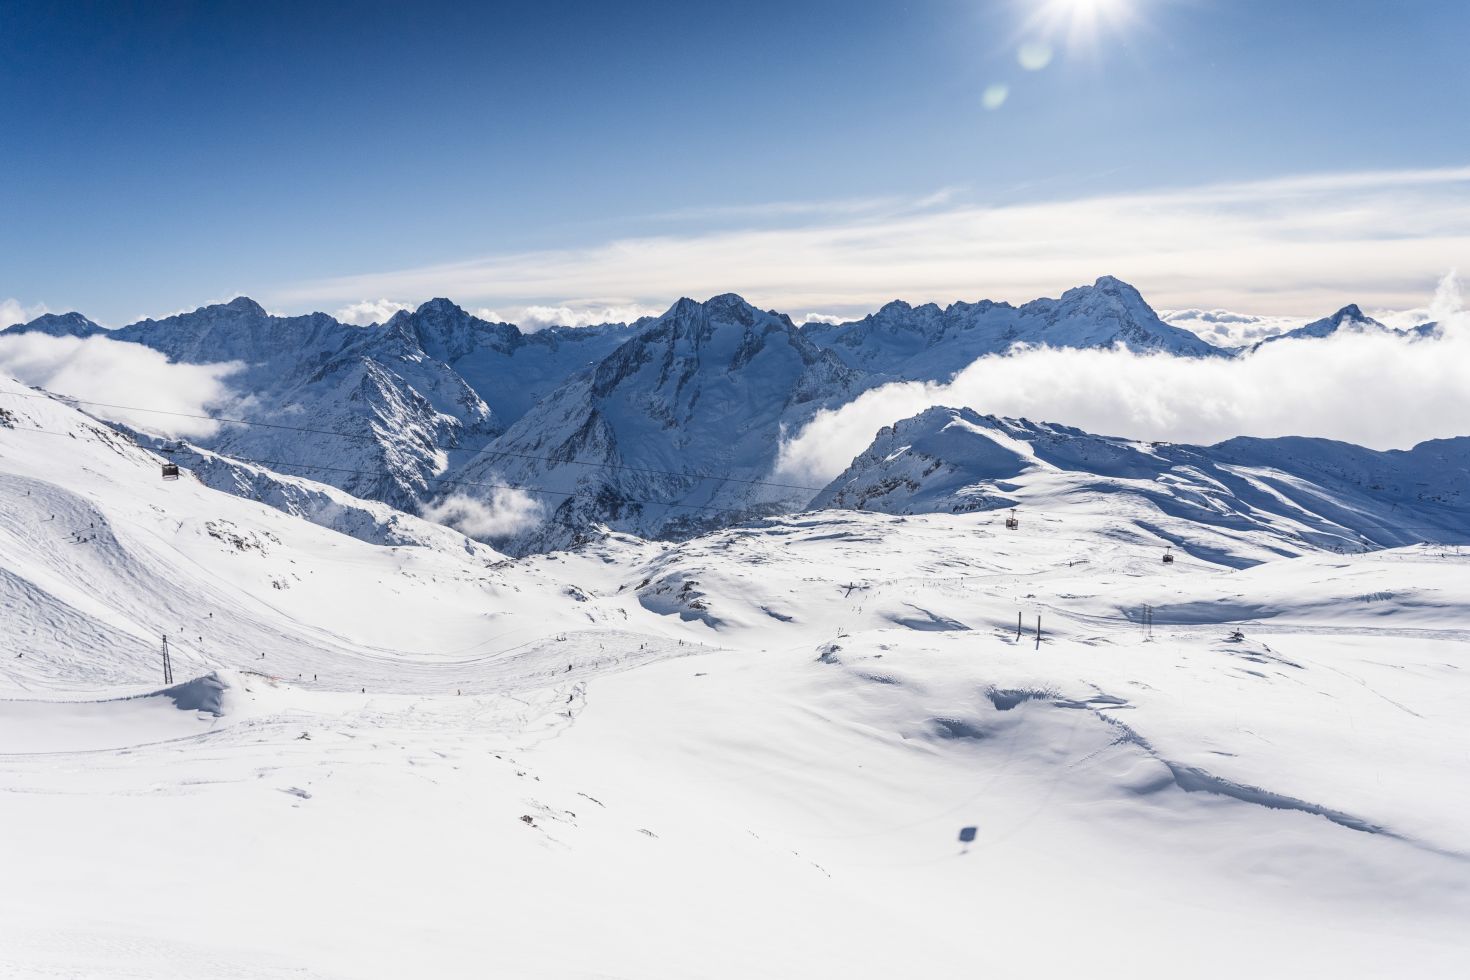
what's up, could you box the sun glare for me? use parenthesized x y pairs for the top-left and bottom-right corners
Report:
(1033, 0), (1139, 47)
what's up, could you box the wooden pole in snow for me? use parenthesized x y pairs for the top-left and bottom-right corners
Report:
(1035, 616), (1041, 651)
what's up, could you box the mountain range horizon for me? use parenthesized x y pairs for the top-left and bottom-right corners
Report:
(5, 274), (1423, 353)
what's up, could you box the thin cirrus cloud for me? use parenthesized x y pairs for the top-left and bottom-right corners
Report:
(275, 166), (1470, 322)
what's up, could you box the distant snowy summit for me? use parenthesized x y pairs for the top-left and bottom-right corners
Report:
(805, 276), (1221, 380)
(8, 311), (108, 339)
(1249, 304), (1439, 351)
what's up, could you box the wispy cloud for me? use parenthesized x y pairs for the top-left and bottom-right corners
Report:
(775, 273), (1470, 484)
(0, 298), (49, 329)
(650, 188), (960, 224)
(275, 166), (1470, 320)
(420, 489), (543, 538)
(334, 298), (413, 326)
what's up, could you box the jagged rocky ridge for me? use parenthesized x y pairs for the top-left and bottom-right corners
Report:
(5, 277), (1448, 553)
(804, 275), (1222, 380)
(455, 293), (868, 553)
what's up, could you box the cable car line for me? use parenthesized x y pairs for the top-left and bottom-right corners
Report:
(0, 390), (826, 493)
(0, 421), (765, 514)
(3, 393), (1464, 536)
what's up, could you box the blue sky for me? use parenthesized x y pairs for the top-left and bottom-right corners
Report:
(2, 0), (1468, 326)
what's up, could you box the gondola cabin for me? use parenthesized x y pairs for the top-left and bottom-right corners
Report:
(1004, 508), (1019, 530)
(161, 463), (180, 481)
(1162, 547), (1175, 565)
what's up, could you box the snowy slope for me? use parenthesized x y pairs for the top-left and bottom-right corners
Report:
(814, 406), (1470, 561)
(805, 275), (1223, 380)
(0, 375), (633, 686)
(2, 374), (1469, 978)
(454, 294), (870, 553)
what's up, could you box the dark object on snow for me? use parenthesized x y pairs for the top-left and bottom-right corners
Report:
(1005, 508), (1019, 530)
(1162, 546), (1175, 565)
(520, 814), (534, 825)
(958, 826), (977, 844)
(1227, 629), (1245, 642)
(161, 463), (179, 480)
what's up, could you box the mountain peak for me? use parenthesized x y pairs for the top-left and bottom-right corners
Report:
(5, 311), (107, 338)
(705, 292), (752, 307)
(415, 297), (468, 317)
(1058, 275), (1148, 306)
(219, 297), (266, 316)
(1331, 303), (1366, 323)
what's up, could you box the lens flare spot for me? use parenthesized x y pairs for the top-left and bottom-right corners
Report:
(1018, 41), (1054, 70)
(982, 84), (1010, 110)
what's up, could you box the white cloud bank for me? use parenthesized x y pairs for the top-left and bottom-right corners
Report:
(420, 489), (544, 538)
(0, 334), (242, 438)
(277, 166), (1470, 320)
(777, 274), (1469, 485)
(1158, 309), (1310, 347)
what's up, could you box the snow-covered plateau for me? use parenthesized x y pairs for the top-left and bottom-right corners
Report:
(2, 294), (1469, 978)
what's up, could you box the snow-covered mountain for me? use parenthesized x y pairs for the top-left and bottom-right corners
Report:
(4, 311), (109, 338)
(381, 299), (638, 423)
(5, 298), (637, 513)
(815, 406), (1470, 560)
(1249, 303), (1439, 350)
(452, 294), (869, 553)
(106, 298), (498, 510)
(4, 279), (1450, 553)
(804, 276), (1223, 380)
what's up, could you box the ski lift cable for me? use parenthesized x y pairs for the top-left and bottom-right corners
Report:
(0, 390), (826, 493)
(0, 421), (752, 514)
(1, 403), (1463, 535)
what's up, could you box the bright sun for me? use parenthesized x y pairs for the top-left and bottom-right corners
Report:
(1035, 0), (1138, 46)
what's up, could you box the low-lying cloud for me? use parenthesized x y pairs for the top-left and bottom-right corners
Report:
(777, 275), (1469, 485)
(1160, 309), (1309, 347)
(421, 489), (544, 538)
(0, 334), (242, 437)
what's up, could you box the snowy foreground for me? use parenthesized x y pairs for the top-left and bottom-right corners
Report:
(2, 385), (1469, 979)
